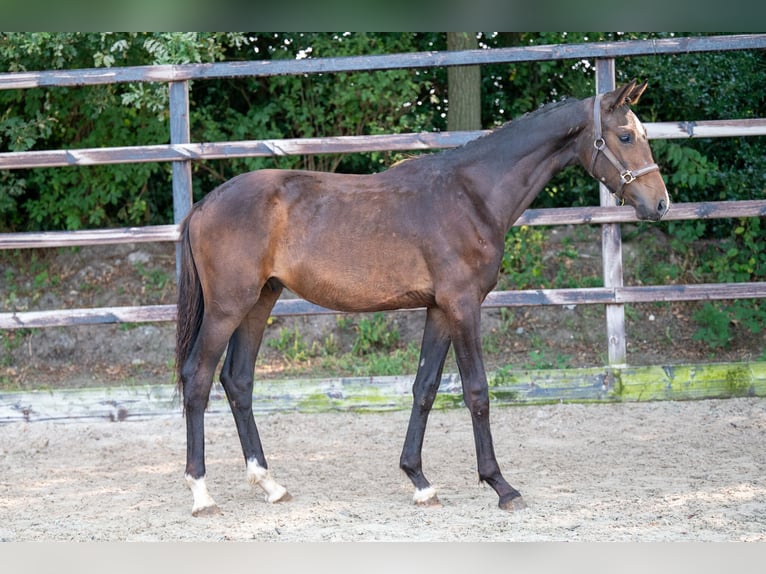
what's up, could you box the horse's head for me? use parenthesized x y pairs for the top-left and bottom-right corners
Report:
(582, 80), (670, 221)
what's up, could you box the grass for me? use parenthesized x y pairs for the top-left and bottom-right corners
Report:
(266, 312), (421, 378)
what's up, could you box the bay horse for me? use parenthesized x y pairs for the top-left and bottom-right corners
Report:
(175, 80), (670, 516)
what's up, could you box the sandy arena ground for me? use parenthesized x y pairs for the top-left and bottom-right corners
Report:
(1, 397), (765, 542)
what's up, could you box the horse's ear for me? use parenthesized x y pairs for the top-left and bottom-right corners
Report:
(603, 79), (648, 110)
(625, 80), (648, 106)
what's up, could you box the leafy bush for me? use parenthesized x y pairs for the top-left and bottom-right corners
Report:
(692, 303), (733, 349)
(0, 33), (255, 230)
(352, 312), (400, 356)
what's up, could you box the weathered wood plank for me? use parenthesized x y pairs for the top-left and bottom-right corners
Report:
(0, 132), (481, 170)
(648, 200), (766, 221)
(2, 361), (763, 422)
(2, 201), (765, 251)
(615, 283), (766, 303)
(0, 225), (178, 249)
(0, 305), (175, 329)
(617, 362), (766, 401)
(0, 384), (182, 422)
(1, 35), (764, 90)
(516, 200), (766, 226)
(595, 58), (627, 365)
(2, 119), (765, 171)
(646, 119), (766, 139)
(3, 282), (766, 329)
(169, 81), (193, 225)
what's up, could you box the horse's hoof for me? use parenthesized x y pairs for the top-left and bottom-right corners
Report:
(499, 495), (527, 512)
(415, 495), (442, 508)
(412, 486), (441, 507)
(272, 491), (293, 503)
(192, 503), (222, 517)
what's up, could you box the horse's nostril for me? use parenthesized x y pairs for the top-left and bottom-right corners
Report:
(658, 199), (667, 213)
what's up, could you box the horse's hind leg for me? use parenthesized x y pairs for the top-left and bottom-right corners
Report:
(182, 313), (243, 516)
(400, 307), (452, 506)
(219, 280), (291, 504)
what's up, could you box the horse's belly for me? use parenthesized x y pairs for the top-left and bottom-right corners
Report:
(277, 256), (435, 313)
(303, 286), (435, 313)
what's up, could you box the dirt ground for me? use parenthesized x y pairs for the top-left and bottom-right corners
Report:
(1, 396), (765, 542)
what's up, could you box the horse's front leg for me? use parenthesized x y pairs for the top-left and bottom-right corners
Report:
(400, 307), (452, 506)
(219, 282), (291, 505)
(445, 296), (526, 511)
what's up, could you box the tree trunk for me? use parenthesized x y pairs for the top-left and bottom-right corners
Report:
(447, 32), (481, 131)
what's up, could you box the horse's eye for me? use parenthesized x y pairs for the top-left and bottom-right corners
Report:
(619, 134), (633, 144)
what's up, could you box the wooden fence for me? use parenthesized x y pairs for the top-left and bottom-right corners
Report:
(2, 33), (766, 368)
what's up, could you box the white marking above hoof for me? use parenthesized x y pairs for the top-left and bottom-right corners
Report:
(413, 486), (440, 506)
(246, 460), (291, 503)
(185, 474), (220, 517)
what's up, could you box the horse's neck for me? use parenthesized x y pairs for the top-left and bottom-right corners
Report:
(455, 100), (589, 233)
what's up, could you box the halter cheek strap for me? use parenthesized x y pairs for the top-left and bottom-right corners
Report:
(589, 94), (659, 199)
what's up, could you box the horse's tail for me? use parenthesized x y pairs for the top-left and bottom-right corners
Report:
(175, 211), (204, 393)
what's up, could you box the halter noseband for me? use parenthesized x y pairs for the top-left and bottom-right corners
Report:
(589, 93), (659, 200)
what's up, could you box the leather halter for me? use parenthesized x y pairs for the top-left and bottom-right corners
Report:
(589, 94), (659, 200)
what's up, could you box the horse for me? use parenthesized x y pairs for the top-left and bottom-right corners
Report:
(175, 80), (670, 516)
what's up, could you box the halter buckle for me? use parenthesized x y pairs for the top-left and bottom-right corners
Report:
(620, 170), (636, 185)
(593, 137), (606, 151)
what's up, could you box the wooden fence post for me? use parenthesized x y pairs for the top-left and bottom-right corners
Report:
(595, 58), (627, 366)
(169, 81), (193, 276)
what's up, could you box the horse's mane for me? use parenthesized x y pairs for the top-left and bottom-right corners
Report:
(457, 97), (578, 148)
(390, 97), (580, 169)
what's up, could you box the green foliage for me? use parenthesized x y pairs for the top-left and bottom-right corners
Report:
(653, 140), (720, 195)
(702, 217), (766, 283)
(0, 32), (253, 231)
(190, 33), (435, 184)
(525, 348), (572, 370)
(355, 343), (420, 376)
(298, 341), (420, 378)
(692, 303), (732, 350)
(631, 214), (766, 348)
(621, 38), (766, 213)
(351, 312), (400, 356)
(687, 216), (766, 348)
(268, 327), (312, 363)
(266, 312), (404, 370)
(133, 262), (172, 295)
(498, 226), (601, 290)
(499, 226), (547, 289)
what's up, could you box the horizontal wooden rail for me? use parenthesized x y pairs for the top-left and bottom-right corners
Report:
(1, 34), (764, 90)
(3, 361), (765, 421)
(2, 201), (764, 250)
(0, 225), (178, 249)
(647, 118), (766, 139)
(2, 119), (766, 170)
(3, 282), (765, 329)
(0, 132), (477, 170)
(515, 200), (766, 226)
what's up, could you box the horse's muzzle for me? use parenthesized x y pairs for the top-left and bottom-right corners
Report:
(636, 196), (669, 221)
